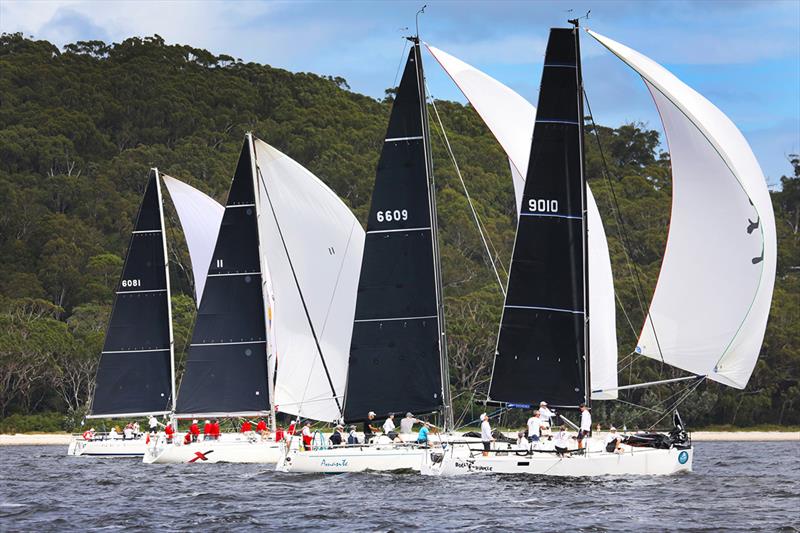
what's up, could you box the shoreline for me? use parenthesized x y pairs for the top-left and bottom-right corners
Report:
(0, 431), (798, 446)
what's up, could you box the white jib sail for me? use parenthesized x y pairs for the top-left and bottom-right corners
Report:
(588, 30), (776, 389)
(253, 138), (365, 422)
(427, 44), (618, 398)
(161, 174), (224, 306)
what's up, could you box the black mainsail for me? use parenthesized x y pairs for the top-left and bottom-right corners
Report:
(343, 39), (451, 424)
(90, 169), (175, 418)
(488, 27), (589, 408)
(175, 139), (271, 416)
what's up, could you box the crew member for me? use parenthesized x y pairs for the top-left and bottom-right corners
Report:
(417, 422), (431, 446)
(480, 413), (494, 457)
(363, 411), (380, 443)
(538, 401), (555, 428)
(256, 418), (268, 439)
(241, 419), (252, 433)
(211, 419), (221, 440)
(526, 410), (542, 448)
(347, 425), (359, 445)
(275, 425), (285, 443)
(329, 425), (344, 446)
(605, 427), (623, 454)
(301, 421), (313, 451)
(578, 403), (591, 449)
(382, 413), (399, 442)
(203, 420), (212, 440)
(148, 415), (159, 434)
(183, 431), (192, 445)
(400, 412), (418, 435)
(189, 419), (200, 442)
(164, 423), (175, 443)
(554, 425), (570, 457)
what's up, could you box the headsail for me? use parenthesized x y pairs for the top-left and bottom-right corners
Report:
(161, 175), (224, 305)
(175, 140), (270, 417)
(89, 169), (175, 418)
(588, 30), (776, 389)
(427, 43), (618, 399)
(253, 138), (364, 423)
(342, 42), (448, 422)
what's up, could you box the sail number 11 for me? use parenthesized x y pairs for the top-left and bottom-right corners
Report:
(376, 209), (408, 222)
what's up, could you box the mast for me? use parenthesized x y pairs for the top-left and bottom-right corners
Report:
(570, 19), (591, 408)
(154, 168), (177, 414)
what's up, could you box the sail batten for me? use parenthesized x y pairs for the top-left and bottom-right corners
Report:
(587, 30), (776, 389)
(90, 169), (174, 417)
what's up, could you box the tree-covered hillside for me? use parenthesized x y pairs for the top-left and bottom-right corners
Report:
(0, 33), (797, 430)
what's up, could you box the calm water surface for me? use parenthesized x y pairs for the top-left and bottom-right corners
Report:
(1, 441), (799, 531)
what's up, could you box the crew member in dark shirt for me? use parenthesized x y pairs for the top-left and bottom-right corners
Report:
(329, 425), (344, 446)
(363, 411), (380, 443)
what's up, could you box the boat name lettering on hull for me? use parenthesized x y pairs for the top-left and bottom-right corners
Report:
(454, 461), (493, 472)
(320, 458), (349, 468)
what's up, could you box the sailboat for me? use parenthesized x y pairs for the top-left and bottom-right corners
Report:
(277, 36), (484, 474)
(423, 22), (775, 477)
(145, 134), (362, 463)
(69, 169), (222, 457)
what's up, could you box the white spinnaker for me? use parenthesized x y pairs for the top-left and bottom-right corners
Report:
(253, 139), (364, 422)
(161, 175), (224, 306)
(427, 44), (618, 399)
(588, 30), (776, 389)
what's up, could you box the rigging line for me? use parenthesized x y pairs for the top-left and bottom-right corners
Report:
(620, 376), (703, 428)
(617, 350), (645, 375)
(583, 88), (666, 365)
(427, 92), (507, 296)
(392, 39), (410, 90)
(256, 166), (342, 415)
(615, 291), (639, 340)
(647, 376), (706, 430)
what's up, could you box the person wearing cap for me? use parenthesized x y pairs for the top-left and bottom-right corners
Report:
(256, 418), (269, 440)
(202, 420), (212, 441)
(480, 413), (494, 456)
(275, 424), (285, 443)
(382, 413), (400, 442)
(363, 411), (380, 443)
(211, 419), (221, 440)
(188, 419), (200, 442)
(526, 410), (542, 448)
(240, 419), (253, 434)
(538, 401), (555, 428)
(301, 421), (313, 451)
(605, 427), (623, 453)
(577, 403), (591, 450)
(416, 421), (432, 446)
(400, 412), (418, 435)
(347, 425), (359, 445)
(329, 425), (344, 446)
(554, 425), (570, 457)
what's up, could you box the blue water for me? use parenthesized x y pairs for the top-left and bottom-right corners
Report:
(1, 441), (798, 531)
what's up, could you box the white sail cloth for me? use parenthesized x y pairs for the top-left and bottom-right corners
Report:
(161, 175), (224, 305)
(587, 30), (776, 389)
(427, 44), (618, 399)
(253, 139), (364, 422)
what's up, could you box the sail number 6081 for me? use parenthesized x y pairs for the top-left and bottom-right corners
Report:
(376, 209), (408, 222)
(121, 279), (141, 288)
(528, 199), (559, 213)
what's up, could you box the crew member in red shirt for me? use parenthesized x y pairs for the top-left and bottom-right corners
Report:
(275, 425), (284, 443)
(241, 420), (252, 433)
(183, 431), (192, 445)
(164, 423), (175, 443)
(301, 421), (313, 451)
(189, 419), (200, 442)
(287, 421), (296, 437)
(211, 419), (221, 440)
(203, 420), (212, 440)
(256, 418), (268, 439)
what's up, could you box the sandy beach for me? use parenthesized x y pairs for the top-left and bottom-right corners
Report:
(0, 431), (798, 446)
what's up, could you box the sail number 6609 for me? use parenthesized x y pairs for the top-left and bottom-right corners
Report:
(376, 209), (408, 222)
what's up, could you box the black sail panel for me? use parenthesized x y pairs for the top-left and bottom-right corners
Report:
(343, 48), (443, 422)
(176, 139), (270, 415)
(489, 28), (587, 407)
(90, 170), (173, 416)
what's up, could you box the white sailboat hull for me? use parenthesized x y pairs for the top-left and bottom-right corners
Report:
(421, 444), (693, 477)
(143, 434), (283, 464)
(67, 436), (147, 457)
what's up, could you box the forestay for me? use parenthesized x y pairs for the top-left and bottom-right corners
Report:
(588, 30), (776, 389)
(175, 140), (270, 416)
(253, 138), (363, 423)
(90, 169), (174, 418)
(427, 43), (618, 399)
(161, 175), (224, 305)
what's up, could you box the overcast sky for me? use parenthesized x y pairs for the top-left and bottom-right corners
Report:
(2, 0), (798, 185)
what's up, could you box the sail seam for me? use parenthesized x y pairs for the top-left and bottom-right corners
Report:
(385, 135), (423, 142)
(354, 314), (438, 323)
(116, 289), (167, 294)
(505, 305), (585, 315)
(131, 229), (162, 234)
(102, 348), (170, 354)
(226, 203), (256, 208)
(189, 340), (266, 347)
(519, 213), (582, 221)
(367, 226), (430, 234)
(206, 271), (261, 277)
(536, 119), (579, 125)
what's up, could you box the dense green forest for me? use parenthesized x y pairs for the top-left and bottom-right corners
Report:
(0, 33), (797, 432)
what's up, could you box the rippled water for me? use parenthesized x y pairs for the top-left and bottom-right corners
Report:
(1, 441), (799, 531)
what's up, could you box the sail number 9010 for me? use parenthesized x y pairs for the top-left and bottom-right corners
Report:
(528, 199), (559, 213)
(376, 209), (408, 222)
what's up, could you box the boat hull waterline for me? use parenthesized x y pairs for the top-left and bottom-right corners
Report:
(143, 435), (283, 464)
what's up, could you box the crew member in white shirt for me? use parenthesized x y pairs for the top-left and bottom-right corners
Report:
(480, 413), (494, 456)
(526, 410), (542, 448)
(538, 401), (555, 429)
(382, 413), (399, 442)
(553, 425), (570, 457)
(605, 427), (623, 454)
(578, 403), (591, 450)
